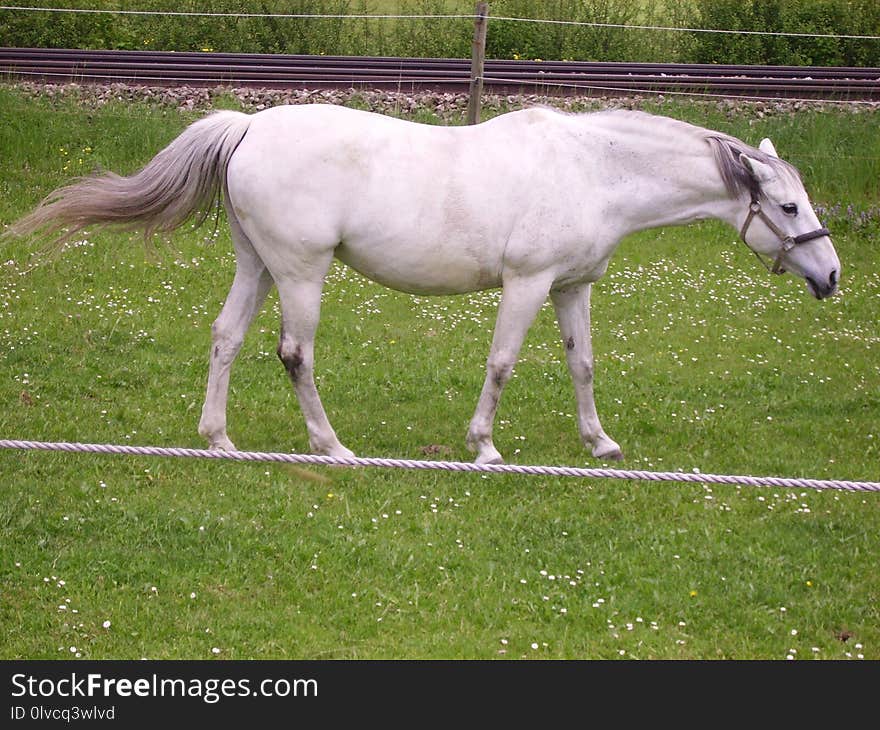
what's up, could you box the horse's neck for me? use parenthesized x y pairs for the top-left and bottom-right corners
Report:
(582, 116), (741, 236)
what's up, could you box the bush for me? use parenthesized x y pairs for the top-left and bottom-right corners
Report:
(692, 0), (880, 66)
(0, 0), (877, 65)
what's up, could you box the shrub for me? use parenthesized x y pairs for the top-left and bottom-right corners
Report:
(0, 0), (876, 64)
(692, 0), (880, 67)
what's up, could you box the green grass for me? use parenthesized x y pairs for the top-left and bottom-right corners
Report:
(0, 87), (878, 660)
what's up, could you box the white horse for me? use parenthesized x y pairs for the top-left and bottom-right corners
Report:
(9, 104), (840, 464)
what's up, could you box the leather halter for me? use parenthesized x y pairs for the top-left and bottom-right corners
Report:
(740, 197), (831, 275)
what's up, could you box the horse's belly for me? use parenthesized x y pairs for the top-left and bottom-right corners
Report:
(334, 241), (501, 295)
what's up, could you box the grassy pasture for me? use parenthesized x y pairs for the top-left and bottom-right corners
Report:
(0, 86), (878, 659)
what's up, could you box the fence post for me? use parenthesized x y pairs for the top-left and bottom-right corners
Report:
(467, 2), (489, 125)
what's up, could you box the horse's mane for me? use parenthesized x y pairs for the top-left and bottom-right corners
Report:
(558, 108), (802, 202)
(704, 133), (802, 201)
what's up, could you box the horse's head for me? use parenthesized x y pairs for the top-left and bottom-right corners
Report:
(736, 138), (840, 300)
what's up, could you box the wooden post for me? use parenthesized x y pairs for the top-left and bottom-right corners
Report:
(467, 2), (489, 125)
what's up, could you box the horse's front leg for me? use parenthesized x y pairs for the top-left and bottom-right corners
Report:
(466, 274), (554, 465)
(550, 284), (623, 461)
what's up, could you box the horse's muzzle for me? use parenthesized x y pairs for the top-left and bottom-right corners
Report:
(806, 270), (838, 300)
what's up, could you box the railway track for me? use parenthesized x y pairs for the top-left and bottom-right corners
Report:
(1, 47), (878, 100)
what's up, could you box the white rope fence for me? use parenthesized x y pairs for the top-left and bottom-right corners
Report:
(2, 439), (878, 493)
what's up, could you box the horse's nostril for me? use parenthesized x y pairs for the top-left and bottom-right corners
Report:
(829, 269), (838, 288)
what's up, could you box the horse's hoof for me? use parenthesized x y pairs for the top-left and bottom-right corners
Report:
(474, 451), (504, 466)
(598, 448), (624, 462)
(592, 437), (624, 461)
(209, 438), (236, 451)
(326, 447), (356, 461)
(310, 438), (356, 460)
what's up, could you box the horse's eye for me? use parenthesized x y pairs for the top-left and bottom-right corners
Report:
(781, 203), (798, 215)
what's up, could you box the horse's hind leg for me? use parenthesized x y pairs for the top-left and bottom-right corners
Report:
(198, 217), (273, 450)
(550, 284), (623, 461)
(274, 269), (354, 459)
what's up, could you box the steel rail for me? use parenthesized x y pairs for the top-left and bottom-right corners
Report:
(1, 47), (878, 100)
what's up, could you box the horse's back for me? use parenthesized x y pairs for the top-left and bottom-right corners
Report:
(225, 104), (597, 294)
(234, 102), (564, 182)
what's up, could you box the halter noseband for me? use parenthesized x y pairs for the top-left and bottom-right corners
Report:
(740, 197), (831, 275)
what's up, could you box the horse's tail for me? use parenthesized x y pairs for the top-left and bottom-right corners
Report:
(6, 110), (252, 244)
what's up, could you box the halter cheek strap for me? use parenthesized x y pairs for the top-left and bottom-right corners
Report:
(740, 198), (831, 275)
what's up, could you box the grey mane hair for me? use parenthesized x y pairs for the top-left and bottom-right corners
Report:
(705, 134), (801, 202)
(543, 107), (802, 204)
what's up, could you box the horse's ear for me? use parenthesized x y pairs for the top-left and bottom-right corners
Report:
(759, 138), (780, 158)
(739, 153), (775, 184)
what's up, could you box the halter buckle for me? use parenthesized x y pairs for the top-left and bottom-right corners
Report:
(740, 198), (828, 277)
